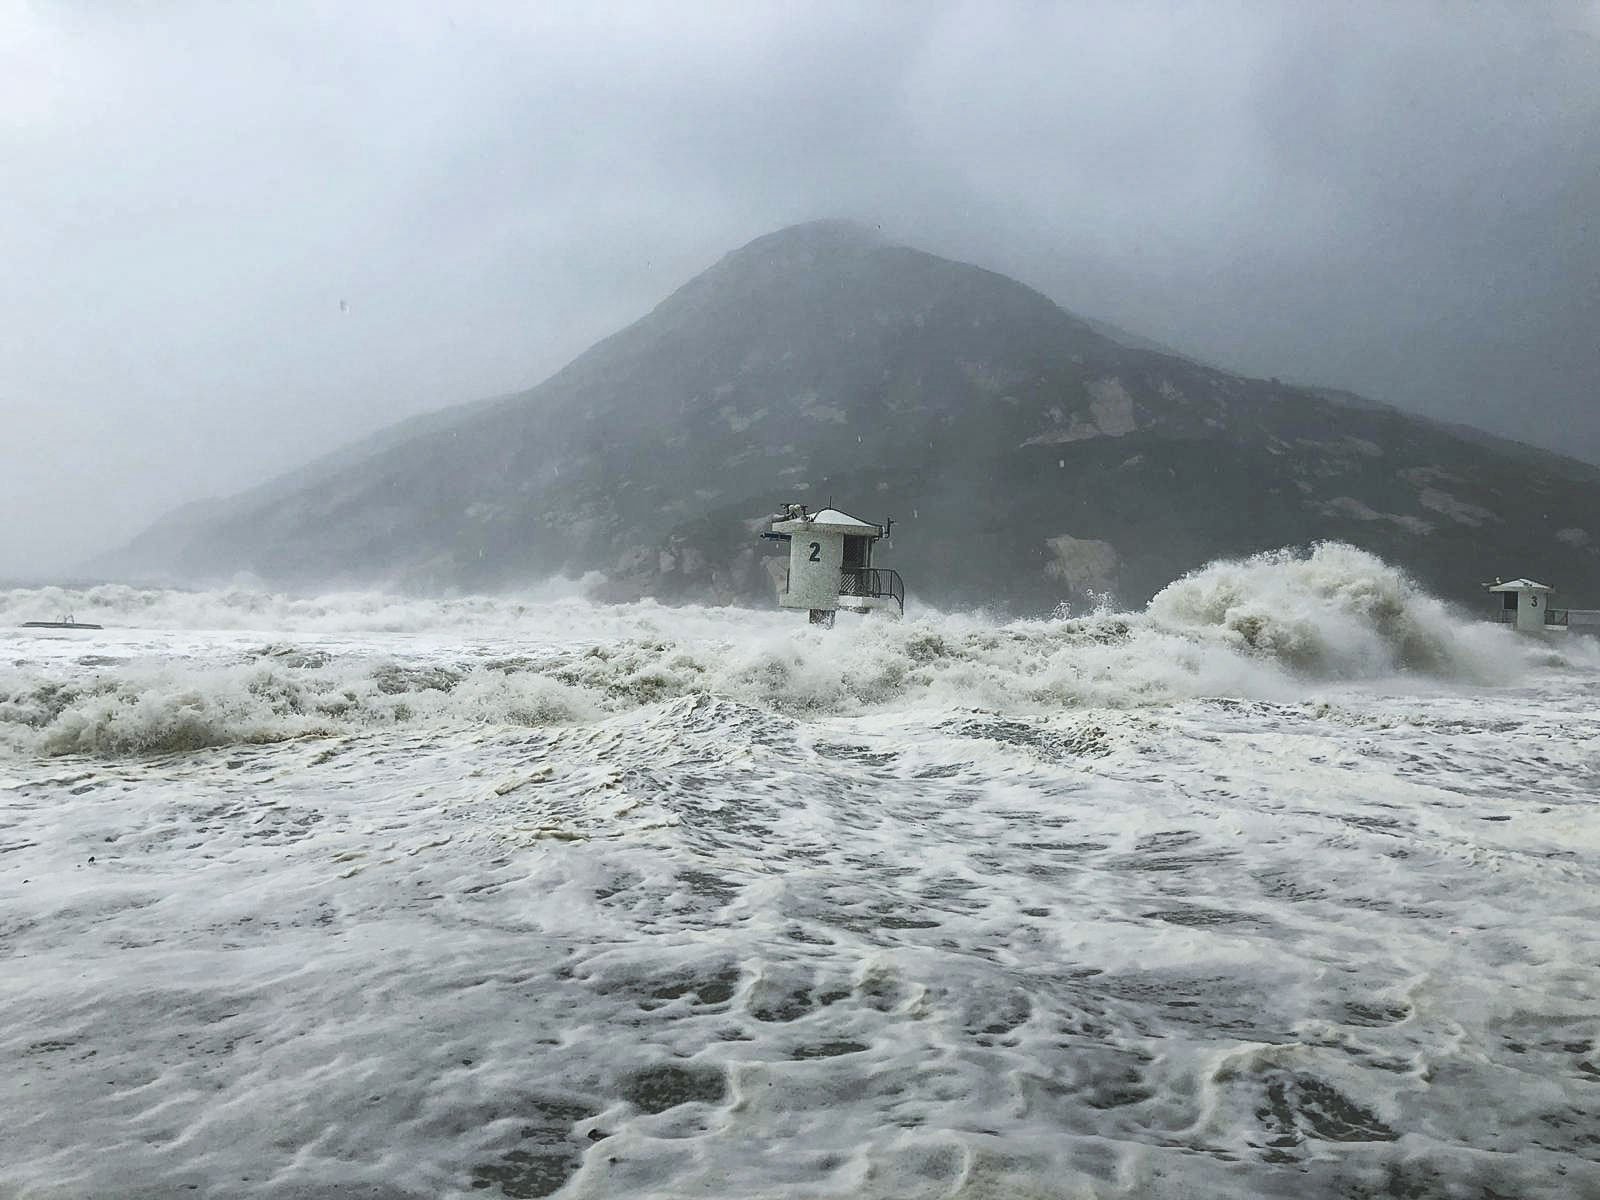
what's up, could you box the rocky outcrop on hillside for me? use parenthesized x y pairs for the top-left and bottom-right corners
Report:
(104, 220), (1600, 613)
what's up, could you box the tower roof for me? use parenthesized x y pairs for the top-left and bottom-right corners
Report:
(1487, 578), (1552, 592)
(770, 505), (883, 536)
(808, 508), (880, 531)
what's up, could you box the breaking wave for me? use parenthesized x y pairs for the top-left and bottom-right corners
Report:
(0, 544), (1551, 757)
(0, 658), (600, 757)
(1146, 542), (1509, 678)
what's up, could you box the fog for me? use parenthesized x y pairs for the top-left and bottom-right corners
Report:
(3, 1), (1597, 577)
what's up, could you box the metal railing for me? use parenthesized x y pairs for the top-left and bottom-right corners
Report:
(1492, 607), (1574, 626)
(840, 568), (904, 614)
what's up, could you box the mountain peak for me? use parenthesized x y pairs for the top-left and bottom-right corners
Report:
(738, 218), (889, 253)
(707, 219), (891, 280)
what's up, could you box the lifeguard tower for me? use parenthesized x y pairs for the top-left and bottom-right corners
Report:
(1486, 578), (1559, 632)
(761, 503), (905, 626)
(1486, 577), (1600, 634)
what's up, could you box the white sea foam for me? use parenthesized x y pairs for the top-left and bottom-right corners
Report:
(0, 659), (601, 757)
(3, 546), (1598, 1198)
(0, 544), (1554, 757)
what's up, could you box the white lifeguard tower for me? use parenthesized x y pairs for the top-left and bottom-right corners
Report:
(762, 502), (904, 626)
(1486, 576), (1600, 634)
(1487, 578), (1562, 632)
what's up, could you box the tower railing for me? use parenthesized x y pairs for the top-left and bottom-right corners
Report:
(839, 568), (904, 614)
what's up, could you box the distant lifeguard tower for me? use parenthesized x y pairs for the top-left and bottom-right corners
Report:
(762, 503), (904, 626)
(1486, 577), (1600, 633)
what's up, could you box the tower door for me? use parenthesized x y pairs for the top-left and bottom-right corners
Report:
(842, 535), (871, 571)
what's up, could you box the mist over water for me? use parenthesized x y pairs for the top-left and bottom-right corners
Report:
(4, 546), (1598, 1197)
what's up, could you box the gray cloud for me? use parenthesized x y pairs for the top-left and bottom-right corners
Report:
(3, 1), (1596, 576)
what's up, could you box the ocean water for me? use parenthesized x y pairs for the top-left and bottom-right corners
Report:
(3, 544), (1598, 1199)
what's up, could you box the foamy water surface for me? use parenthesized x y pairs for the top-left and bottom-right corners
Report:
(3, 546), (1598, 1198)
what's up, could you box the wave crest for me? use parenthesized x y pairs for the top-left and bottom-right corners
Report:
(1147, 543), (1507, 679)
(0, 660), (599, 757)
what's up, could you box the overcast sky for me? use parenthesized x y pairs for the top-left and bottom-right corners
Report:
(3, 1), (1597, 577)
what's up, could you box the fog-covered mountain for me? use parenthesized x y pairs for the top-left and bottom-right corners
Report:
(104, 220), (1600, 612)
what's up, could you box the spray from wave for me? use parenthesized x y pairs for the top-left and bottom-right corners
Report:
(0, 576), (609, 635)
(0, 544), (1550, 757)
(1146, 542), (1511, 679)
